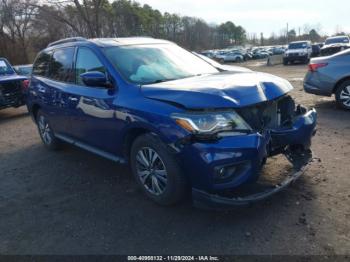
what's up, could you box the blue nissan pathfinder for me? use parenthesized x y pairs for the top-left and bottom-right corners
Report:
(26, 37), (317, 208)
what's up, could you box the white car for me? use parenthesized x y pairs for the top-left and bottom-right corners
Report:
(283, 41), (312, 65)
(193, 52), (252, 73)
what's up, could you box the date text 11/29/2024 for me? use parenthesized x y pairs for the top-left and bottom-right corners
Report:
(127, 256), (219, 261)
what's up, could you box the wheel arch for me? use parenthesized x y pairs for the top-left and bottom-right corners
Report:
(121, 119), (180, 162)
(333, 76), (350, 94)
(31, 103), (41, 121)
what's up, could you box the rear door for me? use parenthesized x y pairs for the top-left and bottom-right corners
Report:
(43, 47), (76, 135)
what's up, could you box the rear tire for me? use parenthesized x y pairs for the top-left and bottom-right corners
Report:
(36, 109), (62, 150)
(130, 133), (188, 205)
(335, 80), (350, 110)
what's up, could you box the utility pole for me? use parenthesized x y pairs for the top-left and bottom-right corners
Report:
(286, 23), (289, 44)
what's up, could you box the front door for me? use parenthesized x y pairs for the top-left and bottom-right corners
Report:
(68, 47), (121, 154)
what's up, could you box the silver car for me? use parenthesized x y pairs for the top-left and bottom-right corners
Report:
(216, 51), (244, 63)
(304, 49), (350, 109)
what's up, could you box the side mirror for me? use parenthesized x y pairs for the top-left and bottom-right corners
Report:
(80, 71), (109, 88)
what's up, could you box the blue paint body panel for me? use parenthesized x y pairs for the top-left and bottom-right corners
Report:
(26, 38), (317, 205)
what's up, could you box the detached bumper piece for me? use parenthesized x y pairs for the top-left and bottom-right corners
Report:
(192, 149), (313, 209)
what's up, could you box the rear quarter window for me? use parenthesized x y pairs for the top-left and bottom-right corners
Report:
(32, 51), (51, 77)
(48, 47), (75, 83)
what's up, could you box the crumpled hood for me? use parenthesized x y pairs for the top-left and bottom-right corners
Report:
(0, 74), (27, 83)
(321, 43), (350, 49)
(141, 72), (293, 109)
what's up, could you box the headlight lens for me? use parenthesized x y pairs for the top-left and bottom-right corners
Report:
(172, 111), (251, 135)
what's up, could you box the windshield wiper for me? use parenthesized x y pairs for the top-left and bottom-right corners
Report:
(152, 78), (177, 84)
(143, 74), (208, 85)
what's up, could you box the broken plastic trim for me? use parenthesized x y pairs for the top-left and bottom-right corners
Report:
(192, 149), (314, 209)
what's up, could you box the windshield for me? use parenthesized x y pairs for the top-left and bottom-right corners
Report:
(325, 37), (349, 45)
(288, 42), (308, 49)
(193, 53), (222, 68)
(105, 44), (219, 84)
(0, 59), (14, 75)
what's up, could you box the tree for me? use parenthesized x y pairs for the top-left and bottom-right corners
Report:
(0, 0), (38, 63)
(288, 29), (297, 41)
(309, 29), (321, 42)
(0, 0), (248, 63)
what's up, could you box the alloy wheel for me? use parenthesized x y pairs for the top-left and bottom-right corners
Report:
(339, 85), (350, 108)
(38, 115), (52, 145)
(135, 147), (168, 196)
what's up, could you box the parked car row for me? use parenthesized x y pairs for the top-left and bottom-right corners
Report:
(200, 35), (350, 67)
(200, 45), (287, 64)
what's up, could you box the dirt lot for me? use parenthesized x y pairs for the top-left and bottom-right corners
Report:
(0, 62), (349, 255)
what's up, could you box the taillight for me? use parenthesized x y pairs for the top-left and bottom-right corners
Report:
(22, 79), (30, 90)
(308, 63), (328, 72)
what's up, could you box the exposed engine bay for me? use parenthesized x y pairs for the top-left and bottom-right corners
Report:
(237, 95), (305, 131)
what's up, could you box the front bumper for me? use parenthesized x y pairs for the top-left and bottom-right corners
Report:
(303, 82), (332, 96)
(177, 109), (317, 208)
(192, 149), (313, 209)
(284, 54), (308, 62)
(0, 95), (25, 109)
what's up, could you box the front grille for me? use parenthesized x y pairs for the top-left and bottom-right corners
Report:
(288, 53), (299, 57)
(0, 81), (23, 105)
(236, 96), (295, 131)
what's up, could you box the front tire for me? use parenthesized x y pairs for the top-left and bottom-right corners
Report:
(36, 109), (62, 150)
(130, 133), (188, 205)
(335, 80), (350, 110)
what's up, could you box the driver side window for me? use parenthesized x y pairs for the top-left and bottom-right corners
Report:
(75, 47), (106, 86)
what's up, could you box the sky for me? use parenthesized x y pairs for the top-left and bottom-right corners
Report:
(136, 0), (350, 37)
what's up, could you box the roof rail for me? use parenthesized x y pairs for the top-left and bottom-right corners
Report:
(47, 37), (87, 47)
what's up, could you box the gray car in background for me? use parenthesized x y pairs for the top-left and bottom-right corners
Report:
(304, 49), (350, 109)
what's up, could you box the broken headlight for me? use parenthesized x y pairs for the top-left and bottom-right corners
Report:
(172, 111), (251, 136)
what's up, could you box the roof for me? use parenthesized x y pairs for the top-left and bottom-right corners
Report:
(46, 37), (173, 50)
(289, 40), (311, 44)
(90, 37), (172, 47)
(326, 35), (349, 39)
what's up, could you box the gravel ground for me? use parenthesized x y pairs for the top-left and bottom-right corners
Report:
(0, 61), (349, 255)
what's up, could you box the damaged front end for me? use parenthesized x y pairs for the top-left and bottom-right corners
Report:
(174, 95), (317, 209)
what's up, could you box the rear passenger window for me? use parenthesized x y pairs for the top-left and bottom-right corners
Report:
(49, 48), (75, 83)
(75, 47), (105, 86)
(33, 51), (51, 76)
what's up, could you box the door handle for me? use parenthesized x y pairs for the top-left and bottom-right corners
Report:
(68, 97), (78, 102)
